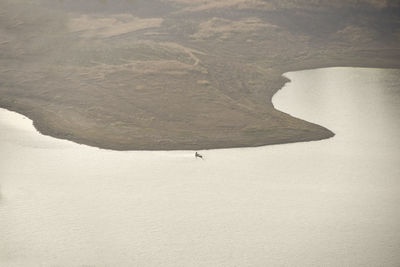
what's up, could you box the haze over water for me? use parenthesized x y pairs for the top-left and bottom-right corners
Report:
(1, 67), (400, 266)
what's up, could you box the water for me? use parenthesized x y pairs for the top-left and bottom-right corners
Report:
(1, 67), (400, 266)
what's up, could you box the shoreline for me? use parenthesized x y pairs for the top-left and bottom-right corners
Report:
(2, 1), (400, 151)
(5, 64), (399, 151)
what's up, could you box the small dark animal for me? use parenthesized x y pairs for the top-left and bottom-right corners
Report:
(195, 152), (203, 159)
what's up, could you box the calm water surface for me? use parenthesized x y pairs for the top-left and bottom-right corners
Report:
(1, 67), (400, 266)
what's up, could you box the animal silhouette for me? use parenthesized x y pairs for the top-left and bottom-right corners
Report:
(195, 152), (204, 159)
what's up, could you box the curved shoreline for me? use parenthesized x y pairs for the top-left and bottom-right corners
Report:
(0, 67), (342, 151)
(3, 64), (400, 151)
(2, 1), (400, 151)
(5, 64), (400, 151)
(0, 102), (335, 151)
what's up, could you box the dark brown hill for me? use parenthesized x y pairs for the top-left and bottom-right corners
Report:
(1, 0), (399, 150)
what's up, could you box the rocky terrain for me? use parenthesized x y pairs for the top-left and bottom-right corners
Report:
(1, 0), (399, 150)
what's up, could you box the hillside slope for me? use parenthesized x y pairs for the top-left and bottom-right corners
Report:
(1, 0), (399, 150)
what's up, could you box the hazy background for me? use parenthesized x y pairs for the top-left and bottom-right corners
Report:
(1, 0), (399, 149)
